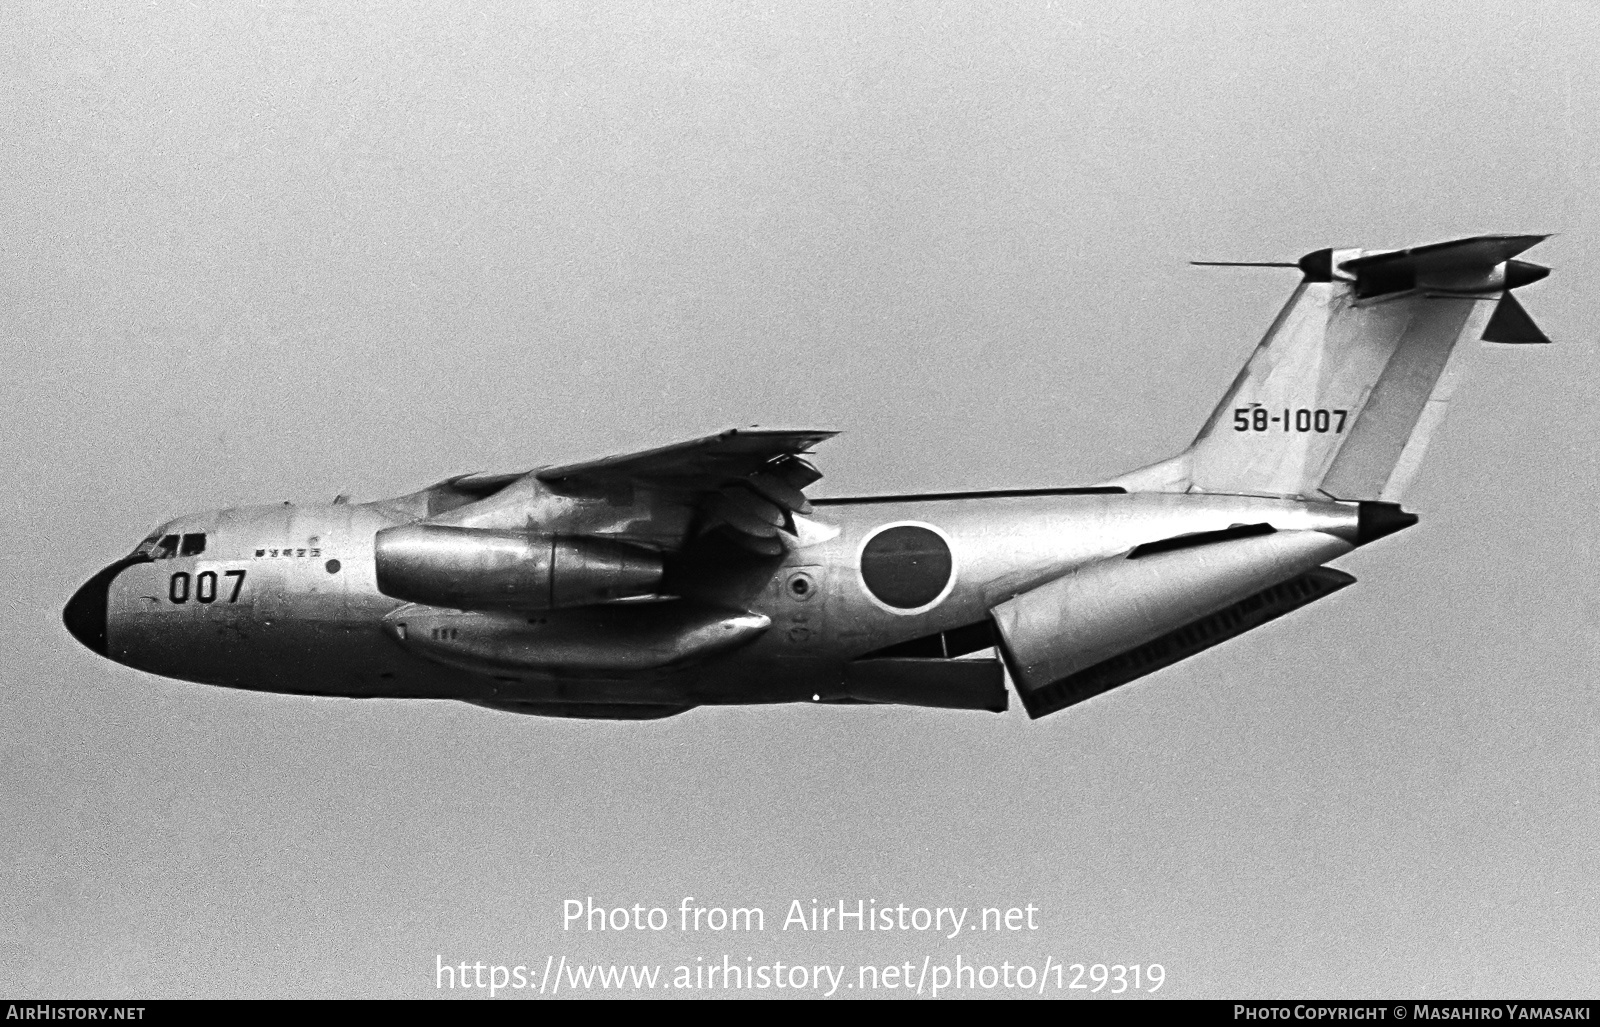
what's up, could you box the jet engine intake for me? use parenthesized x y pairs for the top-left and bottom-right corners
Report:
(374, 525), (663, 610)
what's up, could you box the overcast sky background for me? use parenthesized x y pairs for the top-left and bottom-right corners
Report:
(3, 0), (1595, 999)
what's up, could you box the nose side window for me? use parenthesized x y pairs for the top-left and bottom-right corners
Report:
(154, 535), (180, 559)
(179, 533), (207, 557)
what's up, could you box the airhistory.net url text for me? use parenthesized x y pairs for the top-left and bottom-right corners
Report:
(435, 954), (1165, 997)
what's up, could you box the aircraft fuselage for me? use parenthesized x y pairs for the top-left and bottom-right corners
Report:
(66, 488), (1373, 715)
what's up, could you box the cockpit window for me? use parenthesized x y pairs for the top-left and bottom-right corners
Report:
(133, 529), (208, 560)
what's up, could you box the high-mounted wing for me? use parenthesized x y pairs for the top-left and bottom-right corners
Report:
(536, 428), (836, 485)
(537, 428), (838, 555)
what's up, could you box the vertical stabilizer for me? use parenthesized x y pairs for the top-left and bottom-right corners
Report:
(1105, 236), (1551, 502)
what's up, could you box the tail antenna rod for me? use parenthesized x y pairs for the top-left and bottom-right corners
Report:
(1190, 261), (1299, 268)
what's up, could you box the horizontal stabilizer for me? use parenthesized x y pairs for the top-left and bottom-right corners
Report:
(1337, 231), (1548, 278)
(1013, 567), (1355, 720)
(1482, 292), (1550, 344)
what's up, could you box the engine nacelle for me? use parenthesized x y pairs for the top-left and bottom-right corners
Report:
(374, 524), (663, 611)
(991, 529), (1354, 718)
(382, 601), (770, 675)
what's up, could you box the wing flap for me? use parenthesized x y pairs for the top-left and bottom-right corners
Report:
(536, 429), (837, 485)
(535, 428), (837, 555)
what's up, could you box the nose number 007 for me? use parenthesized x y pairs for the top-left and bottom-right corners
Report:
(168, 570), (247, 604)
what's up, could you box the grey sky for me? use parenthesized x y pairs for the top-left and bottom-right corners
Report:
(3, 0), (1595, 998)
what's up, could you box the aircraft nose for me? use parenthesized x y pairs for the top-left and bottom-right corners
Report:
(63, 560), (131, 657)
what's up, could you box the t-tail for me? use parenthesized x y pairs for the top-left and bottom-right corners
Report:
(1105, 234), (1552, 501)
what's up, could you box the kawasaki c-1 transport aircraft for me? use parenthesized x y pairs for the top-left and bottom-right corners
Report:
(65, 235), (1552, 721)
